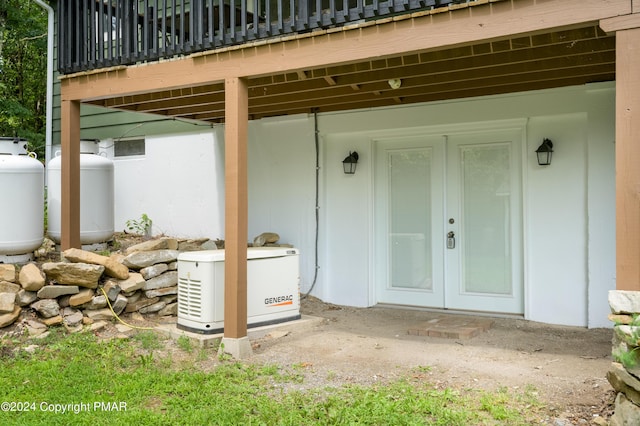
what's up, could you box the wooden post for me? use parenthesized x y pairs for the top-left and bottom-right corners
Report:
(223, 77), (249, 338)
(615, 27), (640, 290)
(60, 99), (81, 250)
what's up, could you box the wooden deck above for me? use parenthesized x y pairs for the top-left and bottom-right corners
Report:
(60, 0), (626, 123)
(82, 25), (615, 122)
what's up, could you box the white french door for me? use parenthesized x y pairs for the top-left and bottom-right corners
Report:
(375, 128), (523, 314)
(374, 136), (445, 307)
(444, 130), (523, 313)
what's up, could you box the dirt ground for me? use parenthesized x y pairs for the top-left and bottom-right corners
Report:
(249, 296), (616, 425)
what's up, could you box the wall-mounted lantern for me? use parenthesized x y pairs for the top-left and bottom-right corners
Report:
(535, 138), (554, 166)
(342, 151), (359, 174)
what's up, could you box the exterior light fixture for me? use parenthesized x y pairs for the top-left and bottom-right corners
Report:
(342, 151), (359, 175)
(535, 138), (554, 166)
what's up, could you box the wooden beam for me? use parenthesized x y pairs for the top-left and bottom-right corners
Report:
(615, 27), (640, 290)
(600, 13), (640, 33)
(134, 92), (225, 114)
(100, 84), (225, 109)
(324, 76), (337, 86)
(60, 99), (81, 250)
(224, 77), (249, 338)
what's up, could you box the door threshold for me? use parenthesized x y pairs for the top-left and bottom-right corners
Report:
(374, 303), (524, 320)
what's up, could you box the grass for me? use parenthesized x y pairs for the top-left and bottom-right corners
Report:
(176, 335), (193, 353)
(0, 329), (543, 425)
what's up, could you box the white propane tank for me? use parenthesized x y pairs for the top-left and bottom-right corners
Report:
(0, 137), (44, 256)
(47, 139), (114, 245)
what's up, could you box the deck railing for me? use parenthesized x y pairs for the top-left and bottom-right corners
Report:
(57, 0), (460, 74)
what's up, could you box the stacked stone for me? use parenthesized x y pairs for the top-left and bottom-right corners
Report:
(607, 290), (640, 426)
(117, 237), (182, 317)
(0, 264), (24, 328)
(0, 232), (287, 333)
(0, 250), (124, 331)
(0, 236), (216, 333)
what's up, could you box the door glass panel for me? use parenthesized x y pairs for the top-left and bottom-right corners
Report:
(460, 144), (512, 295)
(388, 149), (432, 290)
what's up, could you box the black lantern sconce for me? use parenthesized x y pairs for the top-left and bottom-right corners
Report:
(342, 151), (359, 175)
(535, 138), (554, 166)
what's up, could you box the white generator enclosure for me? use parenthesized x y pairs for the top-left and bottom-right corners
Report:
(177, 247), (301, 334)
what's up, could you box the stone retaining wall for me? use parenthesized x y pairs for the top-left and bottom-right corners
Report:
(607, 290), (640, 425)
(0, 233), (289, 335)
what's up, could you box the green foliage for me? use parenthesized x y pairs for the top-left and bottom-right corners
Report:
(125, 213), (153, 236)
(217, 342), (232, 362)
(195, 348), (209, 362)
(109, 236), (122, 251)
(177, 335), (193, 353)
(479, 387), (521, 421)
(612, 315), (640, 369)
(0, 0), (47, 160)
(132, 331), (163, 351)
(413, 365), (433, 373)
(137, 352), (155, 368)
(613, 343), (640, 369)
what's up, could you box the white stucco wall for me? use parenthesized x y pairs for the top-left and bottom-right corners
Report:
(319, 131), (374, 306)
(525, 113), (588, 326)
(246, 116), (319, 294)
(313, 82), (615, 327)
(109, 129), (225, 239)
(108, 82), (615, 328)
(585, 87), (616, 328)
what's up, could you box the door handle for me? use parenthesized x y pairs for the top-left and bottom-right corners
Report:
(447, 231), (455, 249)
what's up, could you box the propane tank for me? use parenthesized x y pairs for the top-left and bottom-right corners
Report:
(47, 139), (114, 245)
(0, 137), (44, 258)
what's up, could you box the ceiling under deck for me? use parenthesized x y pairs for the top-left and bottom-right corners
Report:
(87, 25), (615, 123)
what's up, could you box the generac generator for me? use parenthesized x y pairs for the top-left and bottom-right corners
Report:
(177, 247), (301, 334)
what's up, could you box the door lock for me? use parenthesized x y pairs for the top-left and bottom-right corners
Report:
(447, 231), (456, 249)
